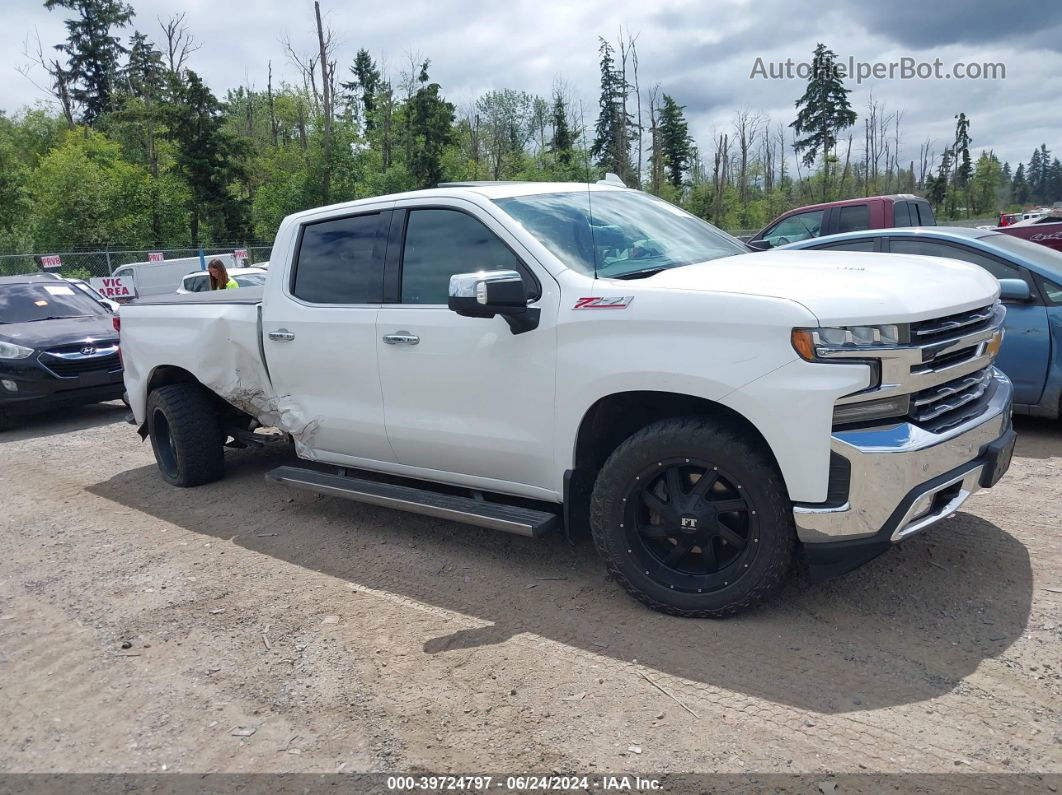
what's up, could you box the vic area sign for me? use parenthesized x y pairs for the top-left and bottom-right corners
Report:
(89, 276), (136, 299)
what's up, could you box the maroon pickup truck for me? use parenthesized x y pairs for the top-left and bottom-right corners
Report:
(747, 194), (935, 250)
(995, 214), (1062, 252)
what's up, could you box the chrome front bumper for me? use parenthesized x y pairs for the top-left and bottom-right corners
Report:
(795, 369), (1014, 543)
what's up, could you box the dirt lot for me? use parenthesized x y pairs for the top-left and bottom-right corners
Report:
(0, 402), (1060, 777)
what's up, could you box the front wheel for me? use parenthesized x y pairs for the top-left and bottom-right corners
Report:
(146, 383), (225, 487)
(590, 417), (794, 618)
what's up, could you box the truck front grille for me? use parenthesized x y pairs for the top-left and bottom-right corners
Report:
(910, 304), (995, 344)
(910, 366), (994, 432)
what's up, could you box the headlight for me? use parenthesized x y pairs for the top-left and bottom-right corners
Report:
(792, 325), (902, 361)
(832, 394), (911, 426)
(0, 341), (34, 360)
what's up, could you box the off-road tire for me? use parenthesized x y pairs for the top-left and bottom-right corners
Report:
(590, 416), (794, 618)
(146, 384), (224, 487)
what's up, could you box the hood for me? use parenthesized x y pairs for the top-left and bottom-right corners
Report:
(628, 250), (1001, 326)
(0, 315), (118, 350)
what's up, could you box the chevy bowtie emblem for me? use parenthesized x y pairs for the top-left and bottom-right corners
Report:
(80, 346), (97, 356)
(573, 296), (634, 310)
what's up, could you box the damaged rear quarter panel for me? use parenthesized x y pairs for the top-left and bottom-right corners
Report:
(121, 297), (319, 455)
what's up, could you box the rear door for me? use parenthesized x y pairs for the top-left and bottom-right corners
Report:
(887, 237), (1050, 404)
(261, 205), (396, 462)
(375, 200), (559, 494)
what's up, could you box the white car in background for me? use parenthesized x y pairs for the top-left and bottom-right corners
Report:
(176, 267), (268, 294)
(65, 277), (119, 312)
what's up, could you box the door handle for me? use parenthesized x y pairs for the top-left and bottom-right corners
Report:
(382, 332), (419, 345)
(268, 329), (295, 342)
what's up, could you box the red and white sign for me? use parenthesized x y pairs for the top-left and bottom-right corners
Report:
(90, 276), (136, 299)
(147, 251), (165, 262)
(40, 255), (62, 269)
(233, 248), (248, 263)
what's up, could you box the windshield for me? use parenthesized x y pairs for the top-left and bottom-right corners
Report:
(982, 233), (1062, 279)
(0, 282), (110, 324)
(494, 190), (747, 278)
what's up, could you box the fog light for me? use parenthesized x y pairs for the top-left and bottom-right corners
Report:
(1, 379), (17, 392)
(909, 492), (934, 521)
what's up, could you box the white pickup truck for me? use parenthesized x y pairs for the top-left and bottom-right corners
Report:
(119, 182), (1015, 617)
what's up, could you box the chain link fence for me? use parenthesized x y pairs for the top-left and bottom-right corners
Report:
(0, 244), (274, 280)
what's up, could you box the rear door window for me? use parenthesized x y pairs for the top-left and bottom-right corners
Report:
(836, 204), (871, 234)
(892, 201), (912, 227)
(912, 202), (935, 225)
(293, 212), (385, 304)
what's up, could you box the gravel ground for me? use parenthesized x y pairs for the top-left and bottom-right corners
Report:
(0, 401), (1059, 776)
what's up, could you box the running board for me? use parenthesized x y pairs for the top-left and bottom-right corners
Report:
(265, 466), (559, 538)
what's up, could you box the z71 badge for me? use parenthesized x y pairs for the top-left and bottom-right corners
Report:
(573, 296), (634, 310)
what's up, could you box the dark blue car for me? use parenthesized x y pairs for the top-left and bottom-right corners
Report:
(781, 227), (1062, 419)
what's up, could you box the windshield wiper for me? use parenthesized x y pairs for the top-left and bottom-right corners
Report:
(25, 315), (91, 322)
(612, 266), (669, 280)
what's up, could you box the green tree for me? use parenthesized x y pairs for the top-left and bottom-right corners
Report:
(548, 90), (575, 166)
(405, 61), (454, 188)
(28, 127), (154, 248)
(789, 43), (857, 199)
(342, 48), (380, 129)
(657, 94), (692, 188)
(163, 70), (247, 243)
(971, 150), (1004, 215)
(43, 0), (135, 124)
(590, 39), (633, 180)
(1011, 162), (1029, 205)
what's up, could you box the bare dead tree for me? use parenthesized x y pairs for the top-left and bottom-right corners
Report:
(630, 29), (643, 189)
(313, 0), (337, 202)
(267, 61), (278, 146)
(19, 31), (76, 125)
(160, 13), (201, 73)
(646, 83), (662, 194)
(733, 109), (762, 208)
(712, 133), (729, 222)
(918, 139), (934, 189)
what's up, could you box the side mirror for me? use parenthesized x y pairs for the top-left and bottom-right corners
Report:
(448, 270), (540, 334)
(746, 239), (772, 251)
(998, 278), (1031, 302)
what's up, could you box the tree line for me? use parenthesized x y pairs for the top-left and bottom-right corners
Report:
(2, 1), (1061, 256)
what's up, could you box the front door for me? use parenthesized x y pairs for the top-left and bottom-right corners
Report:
(262, 206), (396, 462)
(376, 203), (559, 495)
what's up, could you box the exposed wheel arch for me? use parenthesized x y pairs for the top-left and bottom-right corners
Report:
(565, 391), (787, 540)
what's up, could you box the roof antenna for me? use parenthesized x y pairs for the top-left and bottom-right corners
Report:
(578, 100), (600, 280)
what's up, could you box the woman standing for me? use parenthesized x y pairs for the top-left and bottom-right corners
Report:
(207, 259), (238, 290)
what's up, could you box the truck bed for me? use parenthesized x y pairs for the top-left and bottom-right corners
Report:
(120, 290), (281, 434)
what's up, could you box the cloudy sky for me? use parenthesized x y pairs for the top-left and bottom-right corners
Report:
(4, 0), (1061, 172)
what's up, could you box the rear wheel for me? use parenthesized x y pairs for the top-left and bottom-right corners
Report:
(146, 384), (224, 487)
(590, 417), (794, 618)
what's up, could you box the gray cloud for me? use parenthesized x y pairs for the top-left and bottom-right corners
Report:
(2, 0), (1057, 176)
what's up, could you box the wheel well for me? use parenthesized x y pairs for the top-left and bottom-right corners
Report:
(141, 366), (252, 437)
(565, 391), (783, 539)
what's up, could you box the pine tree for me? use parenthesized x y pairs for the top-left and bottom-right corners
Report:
(1049, 158), (1062, 205)
(548, 91), (574, 166)
(406, 61), (454, 188)
(1028, 147), (1044, 203)
(657, 94), (692, 188)
(341, 48), (380, 129)
(590, 39), (633, 180)
(163, 70), (246, 243)
(789, 43), (856, 197)
(927, 148), (952, 209)
(44, 0), (135, 124)
(1012, 162), (1029, 205)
